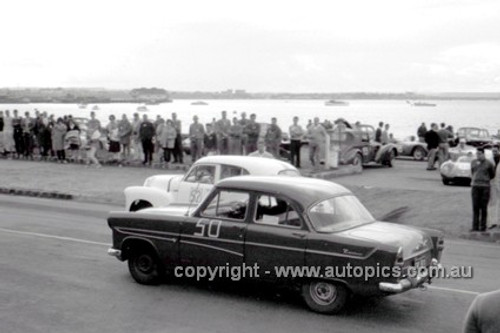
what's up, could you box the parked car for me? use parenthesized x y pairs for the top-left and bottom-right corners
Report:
(395, 137), (428, 161)
(332, 124), (398, 171)
(440, 147), (493, 185)
(456, 127), (494, 147)
(108, 176), (444, 314)
(124, 155), (300, 211)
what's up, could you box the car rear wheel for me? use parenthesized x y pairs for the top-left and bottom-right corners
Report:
(302, 280), (349, 314)
(412, 146), (426, 161)
(442, 177), (451, 185)
(128, 247), (163, 285)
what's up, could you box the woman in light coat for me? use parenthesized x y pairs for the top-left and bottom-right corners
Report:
(52, 118), (67, 162)
(159, 119), (177, 167)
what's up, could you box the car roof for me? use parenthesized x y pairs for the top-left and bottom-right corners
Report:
(194, 155), (298, 174)
(216, 176), (352, 207)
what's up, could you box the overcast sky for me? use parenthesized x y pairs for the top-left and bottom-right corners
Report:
(2, 0), (499, 92)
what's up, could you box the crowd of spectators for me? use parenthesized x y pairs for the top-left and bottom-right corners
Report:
(0, 109), (396, 169)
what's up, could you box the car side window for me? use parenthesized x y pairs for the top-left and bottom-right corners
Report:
(201, 190), (249, 221)
(220, 165), (249, 180)
(254, 195), (302, 228)
(184, 165), (216, 184)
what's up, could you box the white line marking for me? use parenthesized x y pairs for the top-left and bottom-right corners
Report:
(427, 285), (480, 296)
(0, 227), (110, 246)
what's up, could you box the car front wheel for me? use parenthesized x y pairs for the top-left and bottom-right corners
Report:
(412, 146), (426, 161)
(302, 280), (349, 314)
(352, 153), (363, 173)
(128, 247), (163, 285)
(442, 177), (451, 185)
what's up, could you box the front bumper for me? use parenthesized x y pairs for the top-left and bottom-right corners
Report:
(379, 258), (441, 293)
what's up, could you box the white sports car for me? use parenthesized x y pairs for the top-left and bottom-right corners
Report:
(440, 148), (493, 186)
(124, 155), (300, 211)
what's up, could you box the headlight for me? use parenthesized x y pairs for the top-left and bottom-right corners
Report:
(440, 164), (454, 176)
(394, 246), (404, 267)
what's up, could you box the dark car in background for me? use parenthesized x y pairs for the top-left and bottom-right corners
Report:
(456, 127), (494, 147)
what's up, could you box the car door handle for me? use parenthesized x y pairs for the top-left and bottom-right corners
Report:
(292, 232), (306, 238)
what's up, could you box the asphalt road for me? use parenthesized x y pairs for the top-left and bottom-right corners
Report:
(1, 194), (499, 333)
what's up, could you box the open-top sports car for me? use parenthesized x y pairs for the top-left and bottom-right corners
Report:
(109, 176), (444, 314)
(395, 137), (428, 161)
(440, 148), (493, 185)
(124, 155), (300, 211)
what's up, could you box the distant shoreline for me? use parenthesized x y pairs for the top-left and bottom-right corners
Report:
(1, 87), (500, 104)
(2, 96), (500, 104)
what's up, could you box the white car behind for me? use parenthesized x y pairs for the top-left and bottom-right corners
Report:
(124, 155), (300, 211)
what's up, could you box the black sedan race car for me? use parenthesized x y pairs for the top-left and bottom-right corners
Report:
(108, 176), (444, 314)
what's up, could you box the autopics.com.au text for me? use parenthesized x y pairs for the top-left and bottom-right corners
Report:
(173, 263), (473, 282)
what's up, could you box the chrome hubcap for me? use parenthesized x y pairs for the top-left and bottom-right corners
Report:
(310, 282), (337, 305)
(137, 255), (154, 273)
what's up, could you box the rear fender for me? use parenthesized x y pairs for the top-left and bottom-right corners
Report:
(120, 237), (159, 261)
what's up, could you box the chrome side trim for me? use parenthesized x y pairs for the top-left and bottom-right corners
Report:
(116, 228), (177, 243)
(246, 241), (304, 253)
(306, 247), (377, 260)
(181, 234), (243, 245)
(180, 240), (244, 257)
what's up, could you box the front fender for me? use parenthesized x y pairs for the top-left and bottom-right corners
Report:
(340, 148), (361, 165)
(124, 186), (176, 211)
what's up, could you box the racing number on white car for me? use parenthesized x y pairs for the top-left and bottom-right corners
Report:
(189, 188), (202, 203)
(194, 218), (221, 238)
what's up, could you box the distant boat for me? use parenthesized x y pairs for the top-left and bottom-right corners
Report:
(407, 101), (436, 107)
(325, 99), (349, 106)
(191, 101), (208, 106)
(92, 105), (100, 110)
(137, 106), (148, 112)
(78, 103), (87, 109)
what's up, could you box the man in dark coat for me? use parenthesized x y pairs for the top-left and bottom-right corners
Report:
(470, 148), (495, 232)
(139, 115), (155, 166)
(424, 123), (440, 170)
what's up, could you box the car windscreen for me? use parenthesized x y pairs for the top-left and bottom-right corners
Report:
(308, 195), (374, 232)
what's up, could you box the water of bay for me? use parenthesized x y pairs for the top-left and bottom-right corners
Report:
(2, 99), (499, 139)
